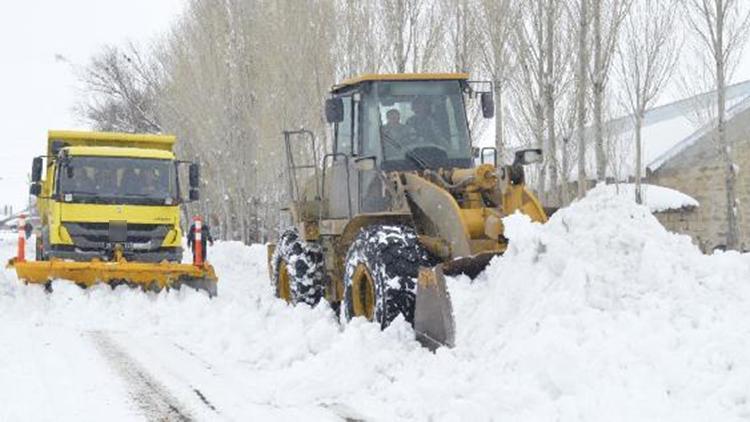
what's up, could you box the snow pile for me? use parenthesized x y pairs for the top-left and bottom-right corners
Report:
(595, 183), (699, 212)
(452, 188), (749, 420)
(0, 188), (749, 421)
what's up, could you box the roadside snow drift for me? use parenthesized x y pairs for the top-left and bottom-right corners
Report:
(0, 187), (749, 421)
(596, 182), (699, 212)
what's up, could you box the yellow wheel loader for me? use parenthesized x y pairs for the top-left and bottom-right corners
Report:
(8, 131), (217, 296)
(268, 73), (546, 349)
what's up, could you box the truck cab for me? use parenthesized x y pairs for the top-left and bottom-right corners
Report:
(30, 131), (200, 263)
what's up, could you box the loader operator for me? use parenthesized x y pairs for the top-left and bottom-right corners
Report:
(187, 220), (214, 262)
(381, 109), (409, 156)
(406, 96), (447, 147)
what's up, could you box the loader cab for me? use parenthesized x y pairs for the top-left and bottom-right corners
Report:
(317, 73), (495, 217)
(328, 74), (485, 172)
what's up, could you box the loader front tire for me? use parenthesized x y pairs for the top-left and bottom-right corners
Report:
(343, 225), (431, 328)
(271, 229), (326, 306)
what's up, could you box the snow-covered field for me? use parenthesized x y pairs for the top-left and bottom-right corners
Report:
(1, 187), (749, 421)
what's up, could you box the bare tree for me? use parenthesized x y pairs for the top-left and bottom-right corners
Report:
(575, 0), (590, 198)
(591, 0), (631, 182)
(78, 44), (163, 133)
(509, 1), (547, 198)
(543, 0), (569, 202)
(381, 0), (418, 73)
(617, 0), (681, 204)
(477, 0), (517, 156)
(685, 0), (750, 250)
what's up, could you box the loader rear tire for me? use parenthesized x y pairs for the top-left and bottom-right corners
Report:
(343, 225), (432, 328)
(271, 229), (326, 306)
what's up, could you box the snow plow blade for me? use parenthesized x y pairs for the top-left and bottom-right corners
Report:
(414, 264), (455, 351)
(7, 258), (218, 297)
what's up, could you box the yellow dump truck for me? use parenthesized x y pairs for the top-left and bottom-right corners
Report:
(9, 130), (217, 295)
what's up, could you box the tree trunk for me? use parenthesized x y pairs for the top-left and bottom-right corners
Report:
(716, 0), (740, 249)
(395, 0), (406, 73)
(593, 0), (606, 182)
(561, 137), (570, 204)
(545, 0), (558, 205)
(494, 80), (504, 161)
(577, 0), (589, 198)
(536, 0), (547, 203)
(635, 109), (643, 204)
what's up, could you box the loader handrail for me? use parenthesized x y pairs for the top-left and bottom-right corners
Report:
(282, 129), (320, 203)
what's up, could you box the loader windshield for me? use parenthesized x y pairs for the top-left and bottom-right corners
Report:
(362, 80), (472, 171)
(57, 156), (177, 205)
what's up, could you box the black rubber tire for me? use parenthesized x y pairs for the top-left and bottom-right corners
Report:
(343, 225), (432, 328)
(271, 229), (326, 306)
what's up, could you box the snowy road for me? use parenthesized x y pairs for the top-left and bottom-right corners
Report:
(2, 188), (750, 421)
(0, 236), (351, 421)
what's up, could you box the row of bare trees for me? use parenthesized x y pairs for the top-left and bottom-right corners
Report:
(76, 0), (750, 248)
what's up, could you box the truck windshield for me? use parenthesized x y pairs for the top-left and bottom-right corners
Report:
(58, 156), (177, 205)
(361, 80), (472, 171)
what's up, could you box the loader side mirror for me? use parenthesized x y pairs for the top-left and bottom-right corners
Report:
(30, 183), (42, 196)
(189, 188), (200, 201)
(481, 92), (494, 119)
(514, 148), (543, 165)
(31, 157), (43, 182)
(189, 163), (200, 189)
(325, 98), (344, 123)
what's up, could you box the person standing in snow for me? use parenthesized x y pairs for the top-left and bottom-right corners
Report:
(19, 220), (32, 240)
(187, 221), (214, 262)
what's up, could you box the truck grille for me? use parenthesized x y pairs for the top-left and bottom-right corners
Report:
(63, 222), (171, 251)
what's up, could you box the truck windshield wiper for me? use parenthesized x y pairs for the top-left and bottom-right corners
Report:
(123, 192), (165, 197)
(65, 191), (102, 196)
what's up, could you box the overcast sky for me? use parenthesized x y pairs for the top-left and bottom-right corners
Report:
(0, 0), (184, 211)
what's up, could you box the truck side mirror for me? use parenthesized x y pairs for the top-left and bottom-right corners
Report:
(31, 157), (43, 182)
(325, 98), (344, 123)
(50, 141), (68, 156)
(189, 188), (200, 201)
(481, 92), (494, 119)
(189, 163), (200, 189)
(30, 183), (42, 196)
(514, 148), (543, 165)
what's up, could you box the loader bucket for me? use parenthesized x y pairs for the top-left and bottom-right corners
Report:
(414, 252), (501, 351)
(7, 258), (218, 297)
(441, 252), (499, 279)
(414, 264), (455, 351)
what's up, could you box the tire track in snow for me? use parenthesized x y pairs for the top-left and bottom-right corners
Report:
(89, 331), (195, 421)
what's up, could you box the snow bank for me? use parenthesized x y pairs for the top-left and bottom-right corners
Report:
(452, 187), (749, 420)
(1, 187), (749, 420)
(595, 183), (699, 212)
